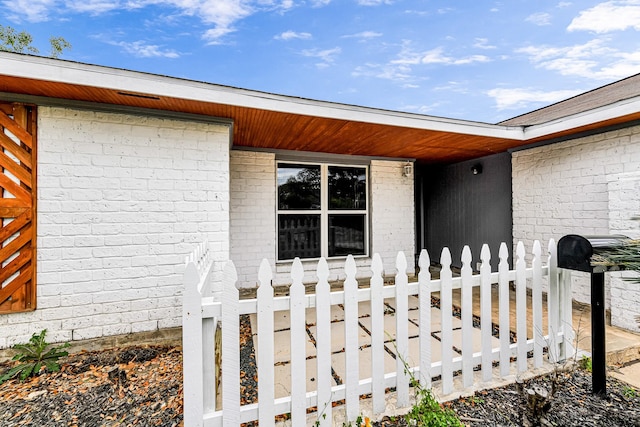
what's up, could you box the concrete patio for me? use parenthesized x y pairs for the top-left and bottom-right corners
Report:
(249, 283), (640, 399)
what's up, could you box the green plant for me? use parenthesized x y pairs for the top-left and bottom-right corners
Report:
(0, 25), (71, 58)
(578, 355), (592, 373)
(0, 330), (70, 384)
(405, 377), (462, 426)
(623, 386), (637, 399)
(341, 415), (371, 427)
(466, 394), (484, 406)
(591, 219), (640, 285)
(386, 335), (462, 427)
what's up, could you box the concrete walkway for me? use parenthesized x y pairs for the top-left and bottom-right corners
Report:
(570, 301), (640, 389)
(250, 285), (640, 398)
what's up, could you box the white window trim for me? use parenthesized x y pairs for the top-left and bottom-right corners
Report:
(276, 161), (369, 261)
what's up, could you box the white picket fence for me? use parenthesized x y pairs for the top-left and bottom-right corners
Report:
(182, 239), (574, 426)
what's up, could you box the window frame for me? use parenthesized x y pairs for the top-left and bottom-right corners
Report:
(276, 161), (369, 262)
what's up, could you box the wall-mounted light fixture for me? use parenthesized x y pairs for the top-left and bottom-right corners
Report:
(403, 162), (413, 177)
(471, 163), (483, 175)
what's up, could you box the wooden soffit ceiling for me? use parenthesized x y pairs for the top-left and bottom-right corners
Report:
(1, 71), (638, 164)
(0, 75), (522, 163)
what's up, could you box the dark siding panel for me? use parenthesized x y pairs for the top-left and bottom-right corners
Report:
(416, 152), (512, 270)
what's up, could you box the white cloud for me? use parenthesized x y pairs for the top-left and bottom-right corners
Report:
(355, 42), (491, 87)
(568, 0), (640, 33)
(557, 2), (572, 7)
(300, 46), (341, 68)
(275, 30), (312, 40)
(5, 0), (256, 43)
(486, 87), (582, 110)
(352, 62), (414, 82)
(473, 38), (496, 50)
(112, 40), (181, 58)
(342, 31), (383, 39)
(404, 102), (443, 114)
(420, 47), (490, 65)
(356, 0), (393, 5)
(517, 38), (640, 80)
(433, 80), (470, 94)
(3, 0), (58, 22)
(277, 0), (294, 12)
(526, 12), (552, 26)
(66, 0), (120, 15)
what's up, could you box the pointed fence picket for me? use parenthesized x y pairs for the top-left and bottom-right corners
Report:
(182, 239), (574, 427)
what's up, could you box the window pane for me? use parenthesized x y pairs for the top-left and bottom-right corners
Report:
(328, 214), (365, 257)
(278, 214), (321, 260)
(328, 166), (366, 210)
(278, 164), (321, 210)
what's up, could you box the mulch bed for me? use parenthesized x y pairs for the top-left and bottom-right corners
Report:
(1, 330), (639, 426)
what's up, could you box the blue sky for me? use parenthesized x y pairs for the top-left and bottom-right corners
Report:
(4, 0), (640, 123)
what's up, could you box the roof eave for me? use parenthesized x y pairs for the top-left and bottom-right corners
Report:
(523, 96), (640, 140)
(0, 52), (523, 140)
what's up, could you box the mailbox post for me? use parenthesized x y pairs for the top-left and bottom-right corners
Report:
(557, 235), (629, 397)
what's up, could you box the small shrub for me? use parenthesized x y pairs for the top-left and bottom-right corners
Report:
(405, 378), (462, 427)
(578, 355), (592, 373)
(0, 329), (70, 384)
(623, 386), (637, 399)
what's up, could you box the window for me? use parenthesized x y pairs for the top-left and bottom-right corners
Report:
(277, 162), (368, 261)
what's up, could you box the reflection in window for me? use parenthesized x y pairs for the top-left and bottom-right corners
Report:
(278, 214), (321, 260)
(277, 162), (368, 260)
(328, 166), (367, 210)
(328, 214), (365, 257)
(278, 164), (320, 210)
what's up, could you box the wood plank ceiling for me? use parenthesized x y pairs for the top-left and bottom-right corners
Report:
(1, 75), (637, 163)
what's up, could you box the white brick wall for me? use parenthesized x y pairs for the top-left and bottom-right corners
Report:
(370, 160), (416, 276)
(608, 171), (640, 331)
(0, 106), (230, 348)
(513, 124), (640, 327)
(229, 155), (415, 287)
(229, 151), (276, 287)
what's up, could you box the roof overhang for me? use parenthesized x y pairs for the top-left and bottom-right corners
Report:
(0, 52), (638, 163)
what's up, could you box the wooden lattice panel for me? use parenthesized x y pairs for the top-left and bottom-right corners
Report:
(0, 102), (36, 313)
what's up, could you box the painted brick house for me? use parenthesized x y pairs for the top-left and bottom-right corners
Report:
(0, 52), (638, 347)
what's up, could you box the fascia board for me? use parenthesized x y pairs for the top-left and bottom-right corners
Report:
(523, 96), (640, 140)
(0, 53), (523, 140)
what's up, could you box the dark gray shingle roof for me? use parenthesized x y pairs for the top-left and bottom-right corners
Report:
(499, 73), (640, 126)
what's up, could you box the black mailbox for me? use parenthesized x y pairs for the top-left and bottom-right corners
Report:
(557, 234), (629, 397)
(558, 235), (629, 273)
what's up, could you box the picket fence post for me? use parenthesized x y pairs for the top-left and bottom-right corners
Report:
(418, 249), (432, 390)
(559, 267), (575, 360)
(480, 244), (493, 382)
(344, 255), (360, 421)
(395, 252), (410, 407)
(182, 256), (203, 427)
(370, 253), (385, 414)
(498, 243), (511, 378)
(315, 258), (332, 427)
(221, 260), (240, 425)
(515, 241), (528, 373)
(532, 240), (544, 368)
(290, 258), (307, 423)
(547, 239), (560, 362)
(440, 247), (454, 395)
(461, 246), (473, 388)
(257, 259), (275, 427)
